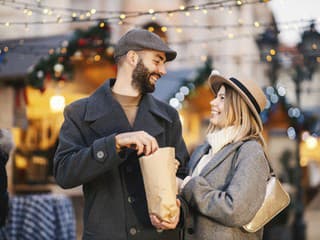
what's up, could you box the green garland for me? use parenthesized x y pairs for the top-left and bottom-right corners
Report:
(187, 57), (212, 95)
(27, 21), (115, 90)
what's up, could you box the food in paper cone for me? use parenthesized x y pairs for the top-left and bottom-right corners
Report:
(139, 147), (178, 222)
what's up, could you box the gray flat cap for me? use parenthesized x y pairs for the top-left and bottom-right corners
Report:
(114, 29), (177, 61)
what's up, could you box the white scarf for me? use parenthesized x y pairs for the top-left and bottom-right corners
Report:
(192, 126), (238, 176)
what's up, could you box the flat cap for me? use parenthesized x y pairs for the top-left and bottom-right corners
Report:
(114, 28), (177, 61)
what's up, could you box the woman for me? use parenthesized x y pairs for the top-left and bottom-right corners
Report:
(179, 70), (270, 240)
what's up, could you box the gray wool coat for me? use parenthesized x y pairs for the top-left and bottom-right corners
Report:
(53, 79), (189, 240)
(181, 140), (269, 240)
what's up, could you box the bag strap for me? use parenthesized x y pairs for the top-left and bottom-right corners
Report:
(227, 141), (275, 185)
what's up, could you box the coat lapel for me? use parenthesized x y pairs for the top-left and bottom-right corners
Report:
(83, 79), (172, 138)
(200, 141), (243, 177)
(83, 80), (130, 137)
(132, 94), (169, 137)
(188, 142), (210, 175)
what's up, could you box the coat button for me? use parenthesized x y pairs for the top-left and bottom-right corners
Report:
(128, 196), (135, 203)
(96, 151), (105, 159)
(187, 227), (194, 234)
(129, 227), (137, 235)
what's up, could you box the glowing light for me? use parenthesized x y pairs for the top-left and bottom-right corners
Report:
(266, 86), (275, 95)
(201, 55), (207, 62)
(306, 136), (318, 149)
(277, 86), (286, 96)
(169, 98), (180, 108)
(266, 55), (272, 62)
(228, 33), (235, 39)
(270, 94), (279, 103)
(270, 49), (276, 55)
(254, 21), (260, 27)
(180, 86), (190, 95)
(287, 127), (296, 140)
(50, 95), (65, 112)
(161, 26), (167, 32)
(94, 55), (101, 62)
(175, 92), (185, 102)
(311, 43), (318, 50)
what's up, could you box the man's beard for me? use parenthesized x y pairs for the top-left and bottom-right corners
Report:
(132, 59), (160, 94)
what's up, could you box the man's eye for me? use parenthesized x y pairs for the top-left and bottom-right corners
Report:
(153, 60), (160, 64)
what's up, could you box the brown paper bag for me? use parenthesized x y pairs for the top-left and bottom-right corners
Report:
(139, 147), (178, 222)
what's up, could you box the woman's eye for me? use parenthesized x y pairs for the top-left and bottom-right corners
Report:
(153, 60), (160, 64)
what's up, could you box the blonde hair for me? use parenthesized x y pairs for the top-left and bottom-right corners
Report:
(208, 84), (266, 148)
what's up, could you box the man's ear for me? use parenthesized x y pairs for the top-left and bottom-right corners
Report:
(126, 50), (139, 66)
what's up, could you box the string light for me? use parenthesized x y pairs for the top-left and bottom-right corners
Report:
(119, 14), (126, 20)
(161, 26), (167, 32)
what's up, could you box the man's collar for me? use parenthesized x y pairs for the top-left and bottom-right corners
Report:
(84, 79), (172, 123)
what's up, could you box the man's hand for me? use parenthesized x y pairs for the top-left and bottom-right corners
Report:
(115, 131), (158, 155)
(149, 199), (181, 230)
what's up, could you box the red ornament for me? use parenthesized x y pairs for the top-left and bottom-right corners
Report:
(78, 38), (88, 47)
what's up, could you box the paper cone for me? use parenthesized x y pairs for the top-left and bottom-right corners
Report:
(139, 147), (178, 222)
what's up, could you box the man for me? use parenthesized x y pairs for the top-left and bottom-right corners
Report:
(0, 129), (14, 228)
(54, 29), (189, 239)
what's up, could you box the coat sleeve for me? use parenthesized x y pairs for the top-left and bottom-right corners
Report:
(53, 104), (124, 189)
(181, 142), (269, 227)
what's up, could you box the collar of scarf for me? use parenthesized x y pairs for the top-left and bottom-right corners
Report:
(206, 126), (239, 155)
(192, 126), (239, 176)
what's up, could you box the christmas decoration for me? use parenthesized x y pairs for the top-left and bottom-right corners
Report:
(27, 21), (115, 90)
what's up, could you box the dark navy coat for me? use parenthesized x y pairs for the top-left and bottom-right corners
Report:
(54, 79), (189, 240)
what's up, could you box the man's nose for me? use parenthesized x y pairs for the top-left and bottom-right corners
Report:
(158, 64), (167, 76)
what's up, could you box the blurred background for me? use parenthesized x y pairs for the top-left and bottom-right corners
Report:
(0, 0), (319, 239)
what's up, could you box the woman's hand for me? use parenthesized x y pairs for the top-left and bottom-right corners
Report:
(150, 199), (181, 230)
